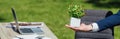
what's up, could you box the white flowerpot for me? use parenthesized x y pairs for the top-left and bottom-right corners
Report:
(70, 17), (81, 27)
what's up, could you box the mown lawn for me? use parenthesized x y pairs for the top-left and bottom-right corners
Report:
(0, 0), (119, 39)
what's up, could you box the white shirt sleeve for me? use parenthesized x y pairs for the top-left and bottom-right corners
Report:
(91, 23), (99, 32)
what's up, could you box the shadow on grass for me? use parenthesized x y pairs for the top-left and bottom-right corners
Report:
(0, 17), (6, 22)
(85, 0), (120, 8)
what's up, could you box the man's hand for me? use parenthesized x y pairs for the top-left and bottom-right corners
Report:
(65, 23), (93, 32)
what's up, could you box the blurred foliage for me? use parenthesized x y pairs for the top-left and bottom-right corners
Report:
(84, 0), (120, 8)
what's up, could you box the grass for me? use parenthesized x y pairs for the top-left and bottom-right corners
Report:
(114, 26), (120, 39)
(0, 0), (119, 39)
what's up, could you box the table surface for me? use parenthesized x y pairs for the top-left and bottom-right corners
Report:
(0, 22), (58, 39)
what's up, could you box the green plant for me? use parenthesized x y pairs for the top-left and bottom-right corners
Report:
(68, 5), (85, 18)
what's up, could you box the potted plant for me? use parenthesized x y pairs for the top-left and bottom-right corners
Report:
(68, 5), (85, 27)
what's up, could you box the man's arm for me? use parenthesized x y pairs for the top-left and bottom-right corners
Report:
(96, 10), (120, 31)
(66, 10), (120, 32)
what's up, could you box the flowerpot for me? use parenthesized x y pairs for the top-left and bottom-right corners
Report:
(70, 17), (81, 27)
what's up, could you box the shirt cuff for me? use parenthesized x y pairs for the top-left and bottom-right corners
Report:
(91, 23), (99, 32)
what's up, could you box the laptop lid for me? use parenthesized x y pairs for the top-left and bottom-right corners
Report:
(11, 8), (19, 31)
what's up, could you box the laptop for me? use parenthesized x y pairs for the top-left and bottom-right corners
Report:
(11, 8), (44, 35)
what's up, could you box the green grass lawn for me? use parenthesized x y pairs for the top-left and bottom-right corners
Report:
(0, 0), (119, 39)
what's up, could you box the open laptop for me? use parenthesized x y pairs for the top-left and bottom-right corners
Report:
(11, 8), (44, 35)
